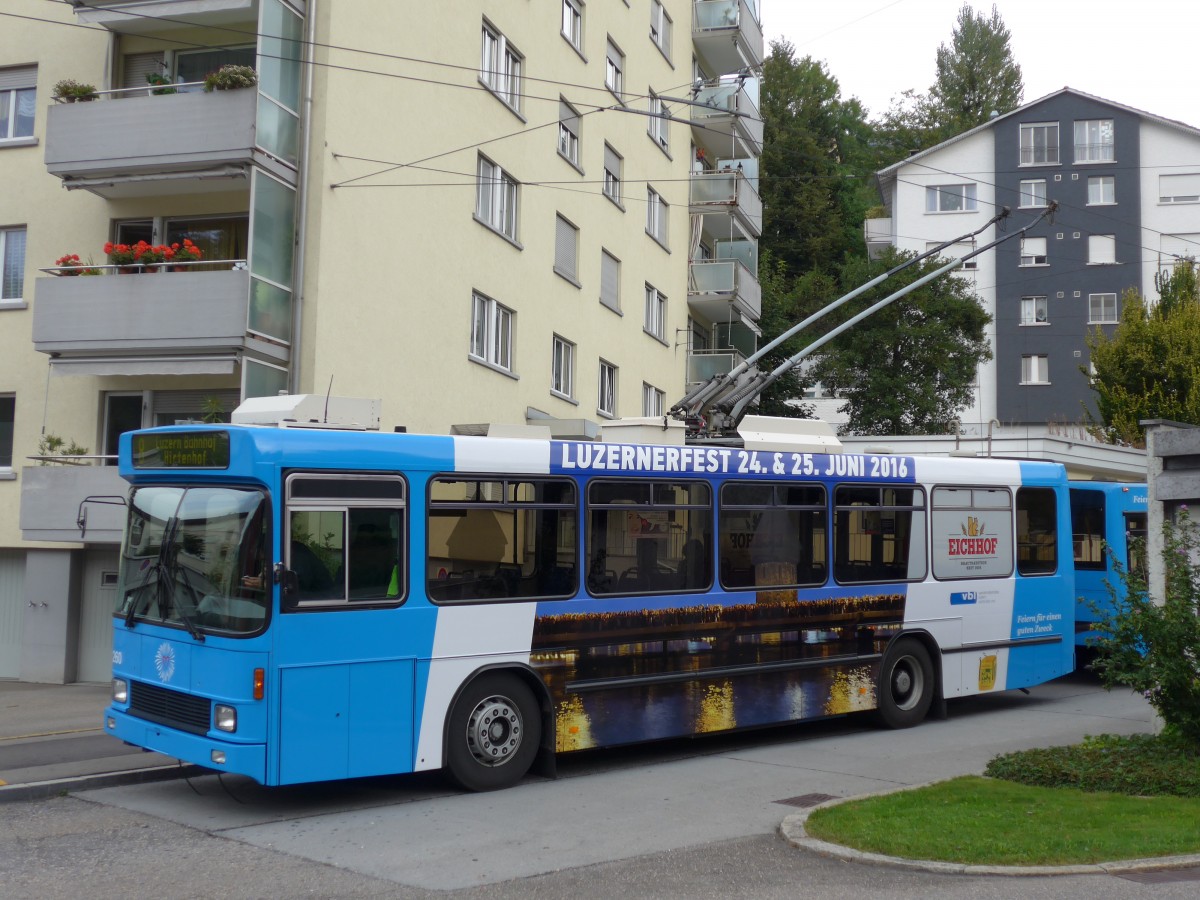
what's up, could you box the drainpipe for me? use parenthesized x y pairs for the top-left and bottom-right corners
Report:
(288, 0), (318, 393)
(987, 419), (1000, 457)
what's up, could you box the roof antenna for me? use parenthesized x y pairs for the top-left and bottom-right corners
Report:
(323, 374), (333, 423)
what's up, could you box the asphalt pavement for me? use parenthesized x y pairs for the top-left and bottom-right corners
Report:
(0, 680), (199, 801)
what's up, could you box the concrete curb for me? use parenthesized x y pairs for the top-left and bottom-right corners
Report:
(779, 786), (1200, 877)
(0, 763), (204, 804)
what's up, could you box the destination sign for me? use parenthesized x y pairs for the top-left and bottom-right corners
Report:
(132, 431), (230, 469)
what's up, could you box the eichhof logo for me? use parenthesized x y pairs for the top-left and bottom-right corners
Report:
(154, 642), (176, 683)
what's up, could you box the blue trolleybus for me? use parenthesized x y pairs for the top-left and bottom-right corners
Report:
(105, 418), (1076, 790)
(1070, 482), (1149, 653)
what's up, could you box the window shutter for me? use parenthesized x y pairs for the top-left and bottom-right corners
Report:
(600, 250), (620, 310)
(0, 65), (36, 91)
(121, 53), (167, 92)
(560, 100), (579, 138)
(555, 215), (577, 281)
(1160, 173), (1200, 201)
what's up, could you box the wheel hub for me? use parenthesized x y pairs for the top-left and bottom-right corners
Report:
(466, 695), (522, 767)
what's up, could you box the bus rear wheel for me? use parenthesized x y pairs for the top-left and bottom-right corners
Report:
(446, 673), (541, 792)
(876, 638), (934, 729)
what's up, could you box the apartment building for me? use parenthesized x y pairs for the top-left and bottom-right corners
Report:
(0, 0), (764, 682)
(866, 88), (1200, 443)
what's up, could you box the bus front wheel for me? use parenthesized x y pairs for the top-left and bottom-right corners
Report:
(876, 639), (934, 729)
(445, 673), (541, 791)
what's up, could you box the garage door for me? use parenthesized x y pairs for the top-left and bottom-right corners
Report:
(77, 549), (120, 683)
(0, 550), (26, 679)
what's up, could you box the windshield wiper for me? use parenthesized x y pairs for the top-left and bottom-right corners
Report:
(168, 561), (206, 643)
(125, 517), (179, 629)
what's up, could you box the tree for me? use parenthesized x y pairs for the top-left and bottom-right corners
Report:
(750, 251), (822, 419)
(929, 3), (1024, 134)
(871, 4), (1023, 164)
(759, 41), (875, 277)
(1090, 508), (1200, 746)
(805, 249), (992, 435)
(1086, 263), (1200, 446)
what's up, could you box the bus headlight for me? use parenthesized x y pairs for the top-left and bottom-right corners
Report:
(112, 678), (128, 704)
(214, 704), (238, 733)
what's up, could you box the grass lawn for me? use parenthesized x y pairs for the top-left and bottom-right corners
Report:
(803, 734), (1200, 866)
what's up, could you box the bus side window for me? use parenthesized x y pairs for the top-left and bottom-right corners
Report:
(1017, 487), (1058, 576)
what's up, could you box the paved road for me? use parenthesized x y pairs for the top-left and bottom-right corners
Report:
(9, 672), (1197, 899)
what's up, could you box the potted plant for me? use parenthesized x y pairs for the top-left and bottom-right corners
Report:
(203, 65), (257, 92)
(53, 79), (98, 102)
(135, 242), (169, 272)
(104, 241), (138, 273)
(52, 253), (102, 275)
(146, 72), (177, 95)
(169, 238), (204, 271)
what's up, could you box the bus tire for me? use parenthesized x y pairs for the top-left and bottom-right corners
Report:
(876, 638), (934, 729)
(445, 672), (541, 792)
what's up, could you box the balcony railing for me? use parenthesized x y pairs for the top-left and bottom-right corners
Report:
(1074, 142), (1115, 163)
(44, 87), (278, 197)
(688, 258), (761, 322)
(32, 267), (287, 371)
(686, 348), (748, 387)
(693, 0), (764, 73)
(19, 463), (128, 544)
(691, 82), (763, 158)
(1019, 146), (1060, 166)
(690, 169), (762, 237)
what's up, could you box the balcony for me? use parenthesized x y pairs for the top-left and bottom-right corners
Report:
(690, 169), (762, 237)
(686, 348), (749, 388)
(693, 0), (764, 74)
(43, 88), (291, 198)
(20, 463), (128, 544)
(688, 259), (761, 325)
(73, 1), (257, 34)
(864, 216), (893, 261)
(32, 269), (288, 374)
(691, 81), (763, 159)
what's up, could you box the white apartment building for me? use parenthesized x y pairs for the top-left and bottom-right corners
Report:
(0, 0), (764, 682)
(866, 88), (1200, 454)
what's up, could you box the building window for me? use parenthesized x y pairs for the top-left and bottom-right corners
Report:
(603, 143), (623, 206)
(476, 155), (518, 241)
(554, 214), (579, 284)
(1088, 234), (1116, 265)
(1159, 173), (1200, 204)
(647, 91), (669, 151)
(470, 291), (514, 372)
(643, 383), (665, 417)
(481, 21), (523, 112)
(644, 283), (666, 340)
(1021, 354), (1049, 385)
(1020, 122), (1059, 165)
(1088, 176), (1115, 205)
(1019, 296), (1048, 326)
(558, 99), (581, 168)
(925, 240), (977, 270)
(561, 0), (583, 52)
(1019, 236), (1047, 266)
(1089, 293), (1118, 324)
(600, 249), (620, 311)
(650, 1), (672, 60)
(1, 226), (26, 302)
(605, 39), (624, 99)
(1074, 119), (1114, 163)
(1019, 179), (1046, 208)
(552, 336), (575, 399)
(0, 66), (36, 141)
(598, 361), (617, 416)
(925, 184), (977, 213)
(646, 186), (669, 247)
(0, 395), (13, 469)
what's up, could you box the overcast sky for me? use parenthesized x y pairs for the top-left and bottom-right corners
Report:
(765, 1), (1197, 126)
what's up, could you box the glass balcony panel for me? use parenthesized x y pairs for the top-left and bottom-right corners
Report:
(687, 348), (746, 386)
(692, 1), (764, 72)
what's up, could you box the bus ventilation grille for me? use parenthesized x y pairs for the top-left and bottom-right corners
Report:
(130, 681), (212, 736)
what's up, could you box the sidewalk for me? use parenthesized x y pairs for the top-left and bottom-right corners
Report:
(0, 680), (196, 802)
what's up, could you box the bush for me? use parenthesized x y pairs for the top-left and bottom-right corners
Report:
(985, 733), (1200, 797)
(1089, 507), (1200, 746)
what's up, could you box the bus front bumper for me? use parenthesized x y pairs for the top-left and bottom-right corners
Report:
(104, 706), (267, 785)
